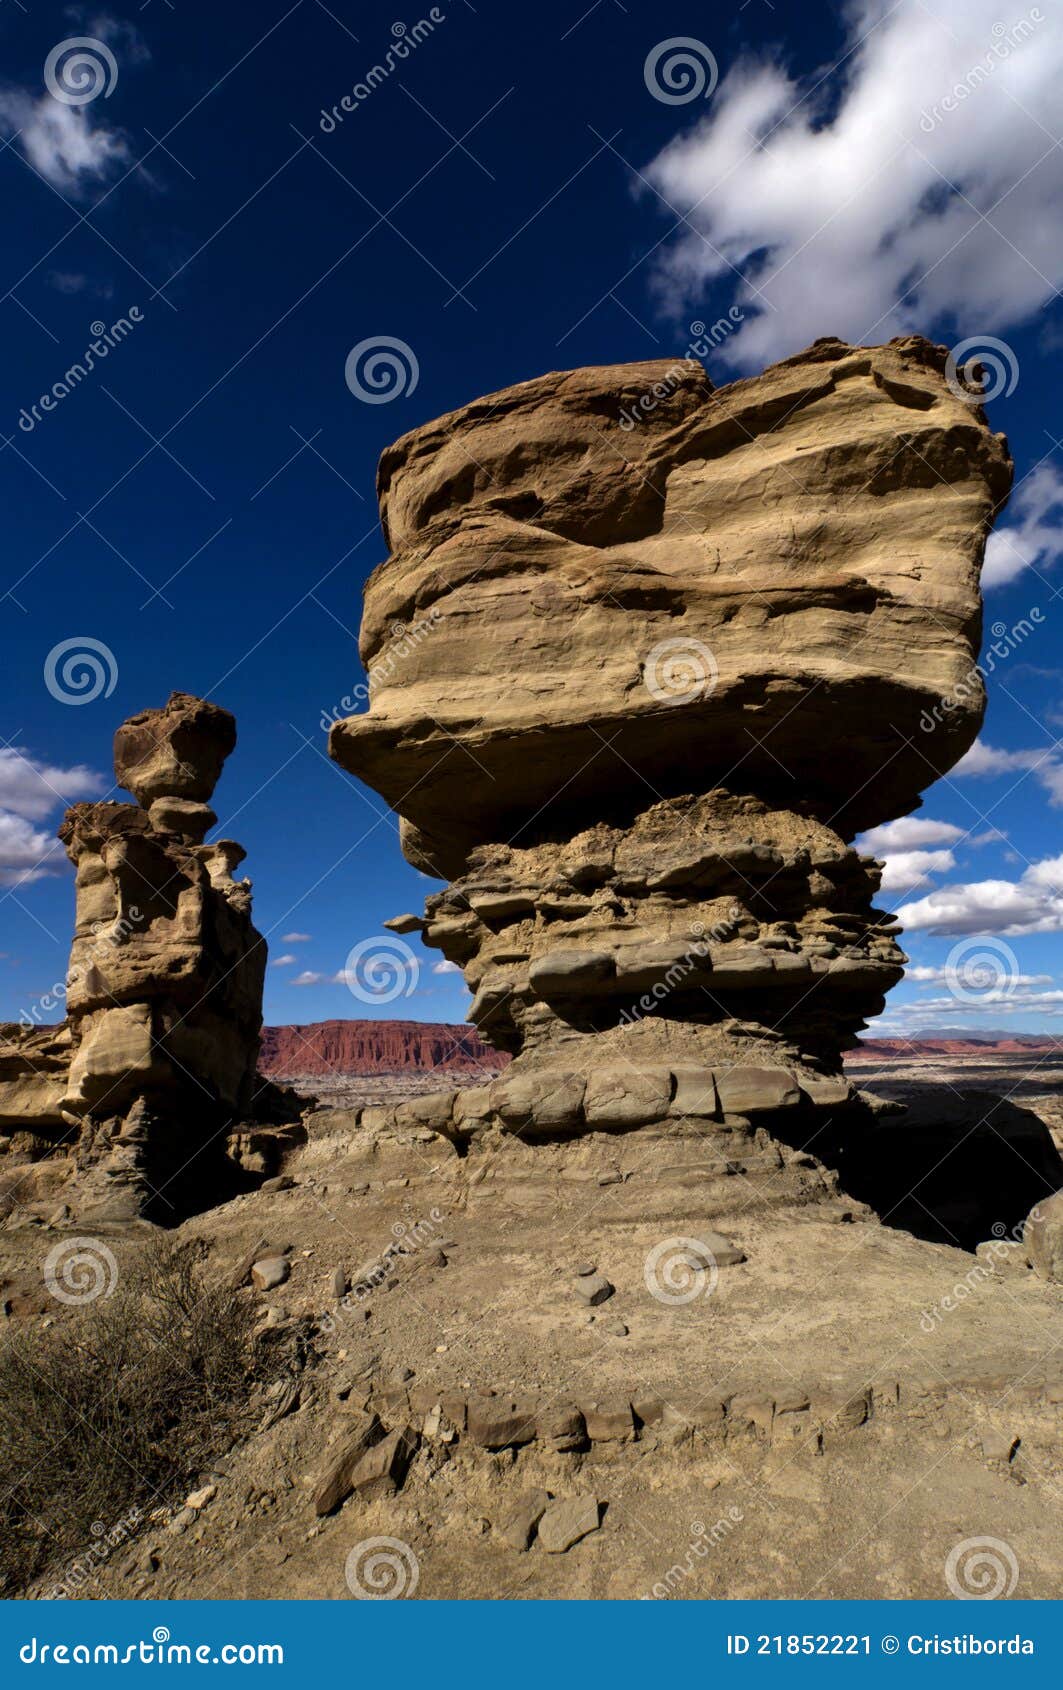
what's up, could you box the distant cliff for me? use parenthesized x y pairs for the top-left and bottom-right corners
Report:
(258, 1019), (509, 1077)
(850, 1035), (1063, 1058)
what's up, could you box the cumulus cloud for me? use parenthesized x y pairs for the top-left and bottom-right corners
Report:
(432, 959), (460, 975)
(954, 736), (1063, 804)
(0, 750), (105, 886)
(983, 464), (1063, 588)
(644, 0), (1063, 368)
(0, 748), (103, 820)
(896, 853), (1063, 934)
(291, 970), (325, 987)
(271, 954), (297, 968)
(904, 962), (1051, 984)
(281, 932), (311, 943)
(877, 848), (957, 892)
(860, 817), (963, 853)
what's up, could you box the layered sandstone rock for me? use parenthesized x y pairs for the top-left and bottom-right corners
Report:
(330, 338), (1012, 1161)
(0, 696), (306, 1222)
(58, 695), (267, 1218)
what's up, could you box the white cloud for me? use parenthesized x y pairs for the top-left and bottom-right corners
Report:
(0, 91), (129, 194)
(271, 954), (297, 968)
(643, 0), (1063, 368)
(0, 814), (65, 887)
(0, 16), (150, 196)
(983, 465), (1063, 587)
(291, 970), (325, 987)
(904, 963), (1051, 985)
(0, 750), (105, 886)
(432, 959), (460, 974)
(954, 736), (1063, 805)
(281, 931), (311, 943)
(0, 748), (104, 820)
(878, 848), (957, 892)
(859, 816), (963, 853)
(896, 853), (1063, 934)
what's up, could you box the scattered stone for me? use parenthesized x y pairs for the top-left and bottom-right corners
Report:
(313, 1412), (383, 1515)
(251, 1257), (290, 1291)
(497, 1488), (551, 1551)
(348, 1426), (417, 1499)
(537, 1495), (601, 1553)
(603, 1320), (628, 1337)
(573, 1273), (614, 1306)
(184, 1484), (217, 1511)
(261, 1174), (294, 1193)
(332, 1265), (349, 1300)
(574, 1262), (597, 1277)
(981, 1428), (1018, 1463)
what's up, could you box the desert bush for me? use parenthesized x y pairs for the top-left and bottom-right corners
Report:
(0, 1237), (260, 1595)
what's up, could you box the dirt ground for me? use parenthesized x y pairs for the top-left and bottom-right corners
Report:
(3, 1061), (1062, 1602)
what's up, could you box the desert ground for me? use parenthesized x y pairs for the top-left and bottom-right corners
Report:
(3, 1050), (1061, 1604)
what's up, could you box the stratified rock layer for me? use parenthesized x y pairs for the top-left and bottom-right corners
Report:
(332, 337), (1011, 879)
(58, 694), (266, 1218)
(258, 1020), (509, 1078)
(331, 339), (1012, 1160)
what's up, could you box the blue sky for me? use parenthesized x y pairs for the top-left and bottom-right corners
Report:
(2, 0), (1063, 1037)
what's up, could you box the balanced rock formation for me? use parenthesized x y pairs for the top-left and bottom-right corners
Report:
(330, 337), (1013, 1167)
(0, 693), (287, 1223)
(53, 692), (269, 1217)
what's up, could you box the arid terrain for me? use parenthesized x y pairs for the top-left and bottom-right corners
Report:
(1, 1039), (1061, 1603)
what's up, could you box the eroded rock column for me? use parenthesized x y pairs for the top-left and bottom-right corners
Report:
(59, 692), (266, 1218)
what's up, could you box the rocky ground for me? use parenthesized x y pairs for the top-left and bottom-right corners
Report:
(3, 1058), (1062, 1603)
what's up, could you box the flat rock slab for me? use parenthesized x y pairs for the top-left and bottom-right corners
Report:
(497, 1488), (551, 1552)
(537, 1495), (601, 1553)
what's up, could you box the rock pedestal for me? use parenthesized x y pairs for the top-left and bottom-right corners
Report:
(330, 338), (1013, 1169)
(56, 693), (267, 1218)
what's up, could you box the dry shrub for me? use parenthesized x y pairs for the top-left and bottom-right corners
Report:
(0, 1237), (259, 1595)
